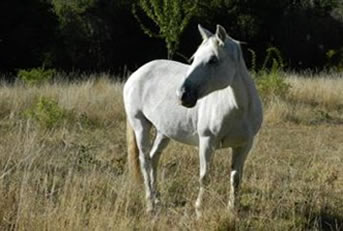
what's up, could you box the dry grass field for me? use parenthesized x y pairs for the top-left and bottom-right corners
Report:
(0, 73), (342, 230)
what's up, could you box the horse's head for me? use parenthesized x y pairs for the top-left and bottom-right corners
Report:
(177, 24), (242, 108)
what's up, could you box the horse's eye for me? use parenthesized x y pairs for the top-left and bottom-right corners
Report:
(208, 56), (218, 65)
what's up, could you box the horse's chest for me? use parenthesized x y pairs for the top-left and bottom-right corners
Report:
(200, 109), (251, 148)
(219, 122), (251, 148)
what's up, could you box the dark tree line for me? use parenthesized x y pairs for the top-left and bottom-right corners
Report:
(1, 0), (343, 77)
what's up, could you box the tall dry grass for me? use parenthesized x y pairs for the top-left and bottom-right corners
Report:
(264, 73), (343, 125)
(0, 74), (342, 230)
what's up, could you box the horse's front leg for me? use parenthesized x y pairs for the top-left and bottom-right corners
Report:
(195, 135), (215, 218)
(229, 139), (253, 210)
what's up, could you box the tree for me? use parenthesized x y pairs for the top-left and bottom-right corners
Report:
(133, 0), (197, 59)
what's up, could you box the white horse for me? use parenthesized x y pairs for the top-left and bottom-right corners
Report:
(123, 25), (263, 216)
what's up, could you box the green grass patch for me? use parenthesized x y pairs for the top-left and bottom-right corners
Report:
(23, 96), (68, 128)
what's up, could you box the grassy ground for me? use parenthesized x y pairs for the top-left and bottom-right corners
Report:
(0, 73), (342, 230)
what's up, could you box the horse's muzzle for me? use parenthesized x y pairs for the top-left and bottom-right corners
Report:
(177, 85), (198, 108)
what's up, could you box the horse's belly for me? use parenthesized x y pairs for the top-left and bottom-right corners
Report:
(219, 134), (249, 148)
(170, 133), (199, 146)
(144, 100), (200, 146)
(156, 123), (199, 146)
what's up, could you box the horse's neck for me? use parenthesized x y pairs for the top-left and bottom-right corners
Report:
(230, 64), (256, 112)
(225, 57), (263, 134)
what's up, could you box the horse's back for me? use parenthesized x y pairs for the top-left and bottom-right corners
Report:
(124, 59), (189, 109)
(124, 60), (187, 99)
(123, 60), (200, 145)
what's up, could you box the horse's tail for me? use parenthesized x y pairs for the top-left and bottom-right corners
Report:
(126, 120), (142, 183)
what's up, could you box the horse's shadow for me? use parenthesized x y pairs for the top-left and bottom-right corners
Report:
(306, 210), (343, 231)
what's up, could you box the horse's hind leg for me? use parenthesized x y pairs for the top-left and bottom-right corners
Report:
(228, 139), (253, 210)
(149, 131), (170, 205)
(130, 115), (155, 212)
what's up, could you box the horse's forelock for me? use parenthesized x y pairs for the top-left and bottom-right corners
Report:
(189, 39), (209, 63)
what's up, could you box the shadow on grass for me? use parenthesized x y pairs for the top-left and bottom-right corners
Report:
(307, 210), (343, 231)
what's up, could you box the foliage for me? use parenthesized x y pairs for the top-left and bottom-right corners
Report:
(51, 0), (105, 69)
(248, 48), (257, 74)
(262, 47), (284, 70)
(1, 0), (343, 75)
(256, 66), (290, 101)
(133, 0), (197, 59)
(18, 68), (56, 86)
(326, 48), (343, 71)
(49, 0), (146, 71)
(253, 48), (290, 100)
(24, 96), (67, 128)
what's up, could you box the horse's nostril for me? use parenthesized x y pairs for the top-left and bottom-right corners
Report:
(177, 80), (199, 107)
(180, 87), (192, 101)
(181, 91), (188, 101)
(178, 89), (198, 108)
(177, 87), (186, 100)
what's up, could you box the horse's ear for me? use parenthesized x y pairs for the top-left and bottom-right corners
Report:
(215, 25), (227, 44)
(198, 24), (212, 40)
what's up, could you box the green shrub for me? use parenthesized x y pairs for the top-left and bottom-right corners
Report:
(24, 96), (67, 128)
(18, 67), (56, 86)
(326, 48), (343, 71)
(262, 47), (284, 70)
(252, 47), (291, 100)
(255, 66), (290, 100)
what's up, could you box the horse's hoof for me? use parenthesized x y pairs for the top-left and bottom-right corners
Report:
(146, 202), (154, 214)
(154, 198), (161, 207)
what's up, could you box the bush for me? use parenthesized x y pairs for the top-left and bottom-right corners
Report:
(255, 67), (290, 100)
(253, 47), (291, 100)
(18, 67), (56, 86)
(24, 96), (67, 128)
(326, 48), (343, 71)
